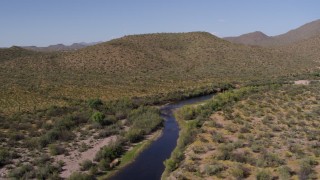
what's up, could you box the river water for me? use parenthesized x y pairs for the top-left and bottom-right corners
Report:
(110, 94), (214, 180)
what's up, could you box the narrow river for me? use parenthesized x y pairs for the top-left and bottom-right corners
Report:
(110, 94), (214, 180)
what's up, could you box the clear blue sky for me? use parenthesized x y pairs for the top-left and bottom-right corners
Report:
(0, 0), (319, 47)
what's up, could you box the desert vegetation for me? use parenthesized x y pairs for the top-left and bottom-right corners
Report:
(165, 82), (320, 179)
(0, 96), (164, 178)
(1, 23), (320, 179)
(0, 32), (318, 115)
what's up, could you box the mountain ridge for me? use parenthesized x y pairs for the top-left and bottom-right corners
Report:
(20, 41), (102, 52)
(224, 19), (320, 46)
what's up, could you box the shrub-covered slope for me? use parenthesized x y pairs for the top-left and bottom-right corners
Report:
(0, 32), (318, 114)
(167, 83), (320, 179)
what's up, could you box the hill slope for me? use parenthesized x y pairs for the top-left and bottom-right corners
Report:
(167, 83), (320, 179)
(224, 19), (320, 46)
(224, 31), (271, 45)
(0, 32), (318, 113)
(281, 34), (320, 63)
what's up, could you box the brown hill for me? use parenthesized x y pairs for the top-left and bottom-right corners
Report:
(0, 32), (318, 113)
(61, 32), (314, 80)
(224, 19), (320, 46)
(224, 31), (271, 45)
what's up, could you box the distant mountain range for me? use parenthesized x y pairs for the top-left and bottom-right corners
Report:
(20, 42), (102, 52)
(224, 19), (320, 46)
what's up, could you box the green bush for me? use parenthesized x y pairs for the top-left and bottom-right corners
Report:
(98, 124), (121, 138)
(68, 172), (93, 180)
(257, 152), (284, 167)
(164, 150), (184, 172)
(128, 106), (163, 134)
(95, 141), (124, 162)
(0, 148), (11, 167)
(277, 166), (291, 180)
(36, 163), (60, 179)
(125, 129), (144, 143)
(88, 99), (103, 109)
(231, 164), (250, 179)
(91, 111), (106, 125)
(180, 106), (196, 120)
(8, 164), (35, 179)
(48, 144), (65, 155)
(80, 160), (93, 171)
(98, 158), (111, 171)
(256, 169), (272, 180)
(299, 158), (316, 180)
(204, 163), (225, 176)
(39, 128), (75, 147)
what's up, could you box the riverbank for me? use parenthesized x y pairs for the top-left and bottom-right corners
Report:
(162, 86), (260, 179)
(98, 129), (162, 180)
(109, 94), (215, 180)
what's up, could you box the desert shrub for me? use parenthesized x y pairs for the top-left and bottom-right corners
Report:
(0, 148), (11, 167)
(105, 115), (117, 124)
(46, 106), (68, 117)
(8, 164), (35, 179)
(239, 123), (251, 133)
(68, 172), (93, 180)
(36, 163), (61, 179)
(207, 121), (223, 128)
(98, 158), (111, 171)
(35, 154), (51, 166)
(88, 99), (103, 109)
(204, 163), (225, 176)
(127, 106), (163, 134)
(95, 141), (124, 162)
(299, 158), (318, 180)
(89, 165), (98, 175)
(256, 169), (272, 180)
(257, 152), (284, 167)
(39, 128), (75, 148)
(230, 150), (255, 165)
(125, 129), (144, 143)
(164, 150), (184, 172)
(277, 165), (291, 180)
(216, 143), (235, 160)
(48, 144), (65, 155)
(104, 98), (135, 117)
(231, 164), (250, 179)
(98, 124), (121, 138)
(212, 131), (225, 143)
(79, 142), (89, 152)
(180, 106), (196, 120)
(9, 132), (25, 141)
(54, 116), (76, 130)
(72, 111), (91, 125)
(91, 111), (106, 125)
(80, 160), (93, 171)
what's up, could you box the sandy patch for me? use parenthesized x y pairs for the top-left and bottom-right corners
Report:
(294, 80), (310, 85)
(0, 167), (8, 178)
(55, 135), (117, 178)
